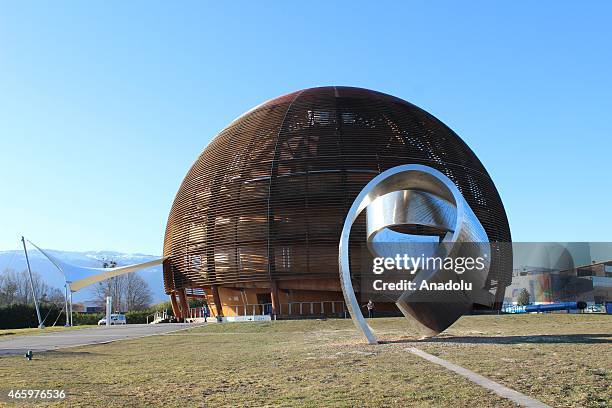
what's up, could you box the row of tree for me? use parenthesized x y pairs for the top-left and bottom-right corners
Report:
(0, 262), (153, 312)
(0, 268), (64, 306)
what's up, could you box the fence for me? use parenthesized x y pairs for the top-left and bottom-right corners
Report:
(208, 301), (348, 318)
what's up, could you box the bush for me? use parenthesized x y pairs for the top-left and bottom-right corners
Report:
(517, 288), (531, 306)
(125, 311), (152, 324)
(0, 302), (179, 329)
(72, 312), (104, 326)
(72, 311), (154, 325)
(150, 301), (174, 315)
(0, 303), (66, 329)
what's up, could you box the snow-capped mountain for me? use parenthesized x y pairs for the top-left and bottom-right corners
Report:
(0, 249), (167, 303)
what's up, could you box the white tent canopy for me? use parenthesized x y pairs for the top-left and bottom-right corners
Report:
(28, 240), (166, 292)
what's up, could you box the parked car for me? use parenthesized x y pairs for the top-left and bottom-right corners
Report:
(585, 305), (603, 313)
(98, 314), (127, 325)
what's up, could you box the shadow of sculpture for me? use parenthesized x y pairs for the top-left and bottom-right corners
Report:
(381, 333), (611, 345)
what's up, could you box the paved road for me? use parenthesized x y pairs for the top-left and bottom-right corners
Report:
(0, 323), (200, 356)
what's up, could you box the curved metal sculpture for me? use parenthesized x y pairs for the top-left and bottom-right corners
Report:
(339, 164), (493, 344)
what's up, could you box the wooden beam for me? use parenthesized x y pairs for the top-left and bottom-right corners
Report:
(211, 284), (224, 319)
(270, 280), (280, 316)
(169, 291), (181, 319)
(177, 288), (189, 321)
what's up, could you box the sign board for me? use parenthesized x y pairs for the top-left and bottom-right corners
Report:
(221, 315), (271, 322)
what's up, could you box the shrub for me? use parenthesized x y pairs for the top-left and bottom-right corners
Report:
(150, 301), (174, 315)
(0, 302), (179, 329)
(125, 311), (151, 324)
(517, 288), (531, 306)
(0, 303), (66, 329)
(72, 312), (104, 326)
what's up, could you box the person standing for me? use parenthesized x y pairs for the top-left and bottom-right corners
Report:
(363, 299), (374, 318)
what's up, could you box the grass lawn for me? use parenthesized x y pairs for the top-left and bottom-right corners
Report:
(0, 314), (609, 407)
(0, 325), (96, 338)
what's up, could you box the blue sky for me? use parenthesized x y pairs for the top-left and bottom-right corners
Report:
(1, 1), (610, 255)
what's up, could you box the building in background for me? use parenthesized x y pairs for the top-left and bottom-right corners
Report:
(505, 260), (612, 308)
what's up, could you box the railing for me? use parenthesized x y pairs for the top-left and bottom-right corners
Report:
(282, 301), (347, 317)
(146, 310), (169, 324)
(501, 305), (526, 314)
(183, 301), (349, 320)
(220, 301), (347, 317)
(228, 303), (273, 316)
(188, 307), (209, 319)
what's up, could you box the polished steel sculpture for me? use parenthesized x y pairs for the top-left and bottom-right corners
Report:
(339, 164), (494, 344)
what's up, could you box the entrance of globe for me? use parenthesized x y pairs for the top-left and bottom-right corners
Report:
(257, 293), (273, 315)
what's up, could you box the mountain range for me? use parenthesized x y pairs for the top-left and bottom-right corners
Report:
(0, 249), (167, 304)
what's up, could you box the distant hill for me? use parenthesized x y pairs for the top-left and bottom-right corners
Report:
(0, 249), (167, 304)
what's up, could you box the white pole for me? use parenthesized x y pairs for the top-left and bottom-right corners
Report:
(69, 289), (73, 326)
(106, 296), (112, 327)
(21, 237), (44, 329)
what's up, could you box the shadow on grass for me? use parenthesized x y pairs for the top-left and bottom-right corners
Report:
(46, 350), (98, 356)
(382, 333), (611, 345)
(0, 349), (99, 358)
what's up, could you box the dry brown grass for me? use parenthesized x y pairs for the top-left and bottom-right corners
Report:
(0, 314), (609, 407)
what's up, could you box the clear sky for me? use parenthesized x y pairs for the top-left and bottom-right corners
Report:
(1, 1), (610, 255)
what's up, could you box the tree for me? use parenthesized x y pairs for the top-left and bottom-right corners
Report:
(93, 259), (152, 312)
(93, 259), (123, 312)
(0, 268), (63, 306)
(124, 273), (152, 311)
(517, 288), (530, 306)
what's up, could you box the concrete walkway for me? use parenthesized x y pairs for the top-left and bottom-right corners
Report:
(408, 347), (551, 408)
(0, 323), (200, 356)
